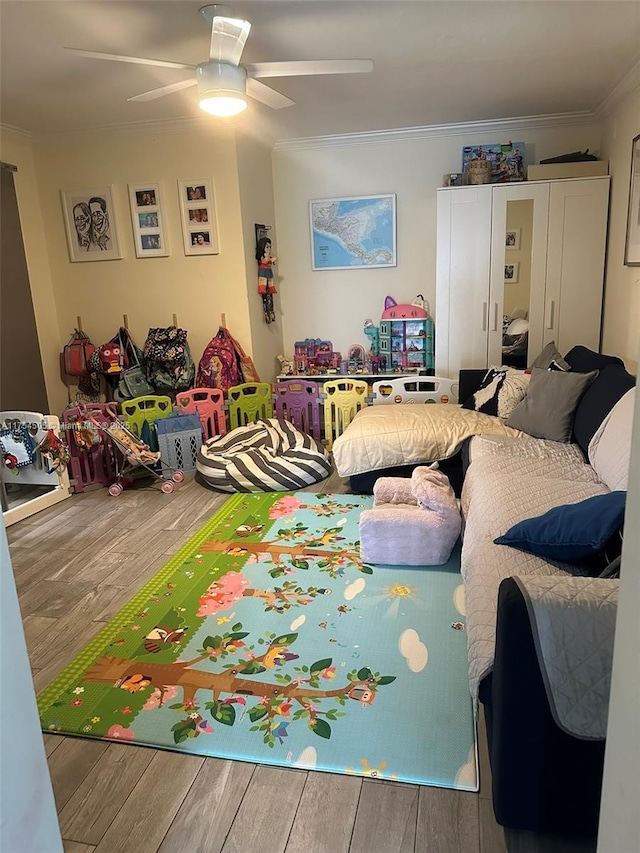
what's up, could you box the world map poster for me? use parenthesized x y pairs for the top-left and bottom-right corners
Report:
(310, 194), (396, 270)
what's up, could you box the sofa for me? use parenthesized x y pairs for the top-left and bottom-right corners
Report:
(459, 346), (635, 835)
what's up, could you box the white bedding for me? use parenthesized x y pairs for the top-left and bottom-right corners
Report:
(332, 403), (524, 477)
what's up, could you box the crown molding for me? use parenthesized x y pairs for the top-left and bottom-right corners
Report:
(595, 56), (640, 119)
(0, 105), (610, 151)
(272, 111), (599, 152)
(0, 123), (33, 141)
(6, 114), (243, 141)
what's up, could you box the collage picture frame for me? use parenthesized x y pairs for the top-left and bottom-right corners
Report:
(178, 179), (219, 256)
(128, 183), (169, 258)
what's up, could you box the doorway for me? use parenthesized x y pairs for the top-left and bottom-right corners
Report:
(1, 161), (71, 523)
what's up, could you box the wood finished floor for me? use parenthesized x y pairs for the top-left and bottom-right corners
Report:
(8, 471), (596, 853)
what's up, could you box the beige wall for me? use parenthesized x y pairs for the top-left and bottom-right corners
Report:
(236, 134), (284, 383)
(5, 107), (637, 414)
(0, 128), (67, 414)
(31, 123), (254, 394)
(600, 85), (640, 373)
(597, 356), (640, 853)
(597, 80), (640, 853)
(273, 122), (603, 360)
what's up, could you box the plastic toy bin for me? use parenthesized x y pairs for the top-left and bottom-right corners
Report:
(155, 414), (203, 478)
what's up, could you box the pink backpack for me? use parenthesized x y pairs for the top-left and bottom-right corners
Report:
(196, 327), (260, 391)
(196, 328), (242, 391)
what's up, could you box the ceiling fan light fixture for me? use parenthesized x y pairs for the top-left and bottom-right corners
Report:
(199, 93), (247, 116)
(197, 60), (247, 116)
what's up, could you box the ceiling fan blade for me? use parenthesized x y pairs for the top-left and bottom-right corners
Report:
(127, 79), (197, 102)
(246, 78), (295, 110)
(245, 59), (373, 79)
(64, 47), (196, 71)
(209, 15), (251, 64)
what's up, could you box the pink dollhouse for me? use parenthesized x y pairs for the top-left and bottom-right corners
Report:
(294, 339), (342, 374)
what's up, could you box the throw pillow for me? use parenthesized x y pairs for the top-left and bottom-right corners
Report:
(588, 388), (635, 492)
(461, 366), (530, 419)
(494, 491), (627, 563)
(506, 368), (598, 442)
(530, 341), (571, 372)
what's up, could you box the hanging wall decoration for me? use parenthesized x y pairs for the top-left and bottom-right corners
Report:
(504, 262), (520, 284)
(624, 133), (640, 266)
(61, 186), (122, 262)
(255, 223), (276, 323)
(128, 183), (169, 258)
(178, 179), (219, 256)
(309, 194), (396, 271)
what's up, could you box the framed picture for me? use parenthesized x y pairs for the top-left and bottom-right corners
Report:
(178, 179), (219, 256)
(504, 262), (520, 283)
(505, 229), (521, 250)
(128, 183), (169, 258)
(60, 186), (122, 262)
(624, 133), (640, 266)
(309, 194), (396, 270)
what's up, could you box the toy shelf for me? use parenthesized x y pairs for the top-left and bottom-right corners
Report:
(277, 371), (433, 383)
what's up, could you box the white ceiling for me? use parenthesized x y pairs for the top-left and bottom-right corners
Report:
(1, 0), (639, 141)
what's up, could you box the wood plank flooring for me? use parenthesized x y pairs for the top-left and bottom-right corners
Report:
(8, 470), (591, 852)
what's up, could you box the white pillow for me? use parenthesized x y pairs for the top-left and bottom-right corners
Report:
(462, 365), (530, 419)
(588, 388), (635, 491)
(506, 317), (529, 336)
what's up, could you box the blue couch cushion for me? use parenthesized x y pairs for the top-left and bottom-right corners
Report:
(563, 346), (624, 373)
(494, 491), (626, 563)
(571, 364), (635, 456)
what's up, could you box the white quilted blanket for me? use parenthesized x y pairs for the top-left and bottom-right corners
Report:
(462, 436), (609, 700)
(332, 404), (524, 477)
(514, 576), (618, 740)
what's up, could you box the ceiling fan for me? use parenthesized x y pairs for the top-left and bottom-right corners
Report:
(65, 4), (374, 117)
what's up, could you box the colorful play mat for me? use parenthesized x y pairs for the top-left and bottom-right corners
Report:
(38, 492), (477, 790)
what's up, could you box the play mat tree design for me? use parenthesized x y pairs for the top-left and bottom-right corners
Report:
(82, 625), (395, 747)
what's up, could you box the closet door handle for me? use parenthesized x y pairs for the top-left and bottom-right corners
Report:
(482, 302), (488, 332)
(546, 300), (556, 330)
(492, 302), (499, 332)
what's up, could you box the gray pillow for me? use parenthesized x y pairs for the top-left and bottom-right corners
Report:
(530, 341), (571, 371)
(506, 368), (598, 441)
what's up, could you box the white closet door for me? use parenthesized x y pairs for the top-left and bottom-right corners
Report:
(435, 186), (492, 377)
(544, 177), (610, 355)
(489, 182), (550, 366)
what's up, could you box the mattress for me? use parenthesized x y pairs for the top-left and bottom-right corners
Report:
(332, 403), (524, 477)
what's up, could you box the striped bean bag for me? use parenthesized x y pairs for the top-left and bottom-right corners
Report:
(196, 418), (332, 492)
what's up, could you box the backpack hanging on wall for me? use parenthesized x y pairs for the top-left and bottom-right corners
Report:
(106, 327), (155, 401)
(196, 327), (260, 391)
(63, 330), (96, 377)
(143, 326), (195, 394)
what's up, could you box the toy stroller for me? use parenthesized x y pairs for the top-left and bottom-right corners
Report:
(101, 417), (184, 496)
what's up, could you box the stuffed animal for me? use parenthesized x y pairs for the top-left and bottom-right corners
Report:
(277, 354), (294, 376)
